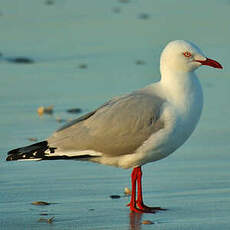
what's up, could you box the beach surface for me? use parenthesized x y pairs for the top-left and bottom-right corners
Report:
(1, 0), (230, 229)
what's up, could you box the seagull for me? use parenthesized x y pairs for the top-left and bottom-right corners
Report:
(6, 40), (222, 213)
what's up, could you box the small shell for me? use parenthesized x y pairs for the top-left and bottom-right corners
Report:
(47, 217), (55, 223)
(37, 107), (44, 116)
(142, 220), (154, 225)
(32, 201), (50, 206)
(38, 216), (54, 223)
(37, 105), (53, 116)
(124, 187), (131, 196)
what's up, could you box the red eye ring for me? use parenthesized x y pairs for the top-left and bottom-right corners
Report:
(183, 51), (192, 58)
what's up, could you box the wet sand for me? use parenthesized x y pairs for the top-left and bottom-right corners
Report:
(1, 0), (230, 229)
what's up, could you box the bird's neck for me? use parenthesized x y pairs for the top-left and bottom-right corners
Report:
(160, 70), (203, 111)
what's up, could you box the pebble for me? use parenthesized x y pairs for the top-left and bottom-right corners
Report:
(138, 13), (150, 20)
(7, 57), (34, 64)
(45, 0), (55, 5)
(78, 63), (88, 69)
(135, 60), (145, 65)
(66, 108), (82, 114)
(110, 195), (121, 199)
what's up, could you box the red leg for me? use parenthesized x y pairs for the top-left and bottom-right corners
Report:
(127, 166), (166, 213)
(127, 167), (143, 213)
(136, 166), (166, 213)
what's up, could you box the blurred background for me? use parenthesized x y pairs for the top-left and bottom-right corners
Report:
(0, 0), (230, 229)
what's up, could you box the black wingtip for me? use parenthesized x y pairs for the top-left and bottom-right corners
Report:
(6, 141), (49, 161)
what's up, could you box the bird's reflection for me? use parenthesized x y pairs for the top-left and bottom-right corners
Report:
(129, 212), (143, 230)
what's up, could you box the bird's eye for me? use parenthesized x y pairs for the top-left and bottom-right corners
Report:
(183, 51), (192, 58)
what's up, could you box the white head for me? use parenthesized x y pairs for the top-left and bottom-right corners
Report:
(160, 40), (222, 74)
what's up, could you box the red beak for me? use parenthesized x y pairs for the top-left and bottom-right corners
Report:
(195, 58), (223, 69)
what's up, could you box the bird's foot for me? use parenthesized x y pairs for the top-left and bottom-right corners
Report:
(136, 202), (167, 213)
(127, 202), (166, 213)
(129, 204), (146, 213)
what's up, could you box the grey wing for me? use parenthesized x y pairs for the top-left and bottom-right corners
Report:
(48, 92), (164, 156)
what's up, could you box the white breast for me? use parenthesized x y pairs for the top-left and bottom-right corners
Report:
(135, 72), (203, 164)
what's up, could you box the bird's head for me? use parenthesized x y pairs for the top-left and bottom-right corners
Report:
(160, 40), (223, 73)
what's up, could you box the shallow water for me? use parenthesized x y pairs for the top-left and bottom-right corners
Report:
(1, 0), (230, 229)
